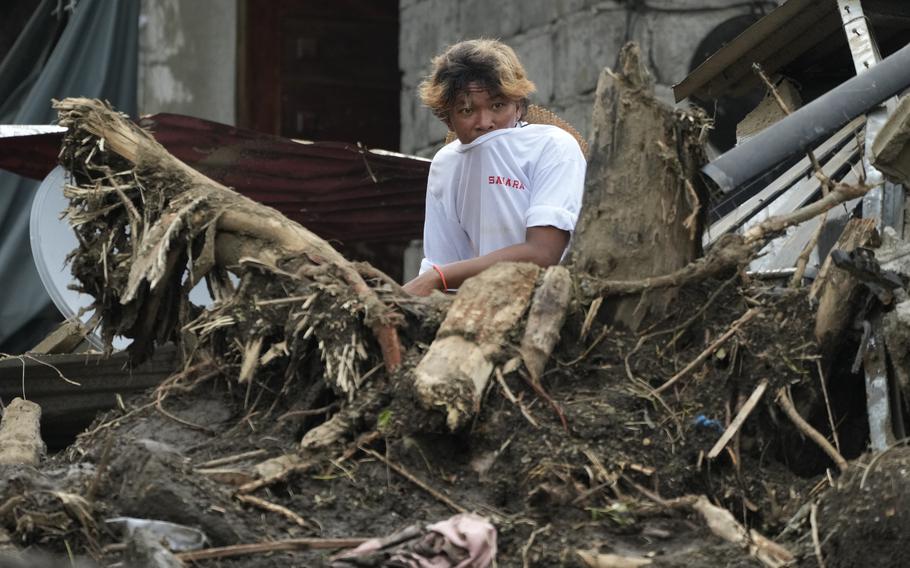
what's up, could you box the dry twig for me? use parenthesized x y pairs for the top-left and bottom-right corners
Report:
(708, 379), (769, 459)
(859, 437), (910, 489)
(361, 447), (467, 514)
(237, 457), (320, 494)
(175, 538), (368, 562)
(655, 309), (759, 394)
(495, 368), (539, 428)
(815, 360), (841, 454)
(235, 494), (313, 529)
(775, 387), (848, 473)
(521, 524), (551, 568)
(197, 449), (268, 469)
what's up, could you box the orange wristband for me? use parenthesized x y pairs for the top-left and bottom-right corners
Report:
(431, 264), (448, 290)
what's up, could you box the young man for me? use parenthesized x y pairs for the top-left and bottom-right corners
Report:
(402, 39), (586, 296)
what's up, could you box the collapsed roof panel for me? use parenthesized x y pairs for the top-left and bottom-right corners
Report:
(674, 0), (910, 103)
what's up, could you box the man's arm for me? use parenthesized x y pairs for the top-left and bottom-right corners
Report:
(402, 225), (569, 296)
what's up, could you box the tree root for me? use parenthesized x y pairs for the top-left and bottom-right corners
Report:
(54, 97), (404, 388)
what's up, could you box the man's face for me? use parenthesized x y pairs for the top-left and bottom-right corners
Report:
(447, 82), (522, 144)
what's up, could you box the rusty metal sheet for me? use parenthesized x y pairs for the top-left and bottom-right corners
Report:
(0, 113), (431, 244)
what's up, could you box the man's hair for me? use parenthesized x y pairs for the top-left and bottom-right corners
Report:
(418, 39), (536, 122)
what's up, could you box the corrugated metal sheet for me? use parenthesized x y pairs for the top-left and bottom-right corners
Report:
(0, 113), (430, 244)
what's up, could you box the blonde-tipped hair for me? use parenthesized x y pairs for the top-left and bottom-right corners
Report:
(418, 39), (537, 122)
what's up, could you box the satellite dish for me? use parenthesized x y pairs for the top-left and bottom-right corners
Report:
(29, 166), (214, 350)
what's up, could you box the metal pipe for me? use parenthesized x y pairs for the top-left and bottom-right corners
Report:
(702, 41), (910, 193)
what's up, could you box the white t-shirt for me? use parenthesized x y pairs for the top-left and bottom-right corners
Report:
(418, 124), (586, 274)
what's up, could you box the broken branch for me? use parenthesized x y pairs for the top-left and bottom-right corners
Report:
(175, 538), (368, 562)
(235, 494), (313, 529)
(625, 480), (793, 568)
(361, 447), (467, 514)
(655, 309), (759, 394)
(775, 387), (848, 473)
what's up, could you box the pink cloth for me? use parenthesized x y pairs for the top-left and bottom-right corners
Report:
(333, 513), (497, 568)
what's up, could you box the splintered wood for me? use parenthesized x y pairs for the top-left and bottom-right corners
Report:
(811, 217), (879, 360)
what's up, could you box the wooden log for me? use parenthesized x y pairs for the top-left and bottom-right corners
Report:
(414, 263), (540, 431)
(811, 217), (879, 360)
(520, 266), (572, 381)
(567, 43), (707, 329)
(0, 398), (45, 466)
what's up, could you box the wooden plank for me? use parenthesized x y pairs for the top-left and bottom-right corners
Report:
(703, 5), (842, 99)
(674, 0), (828, 101)
(708, 379), (769, 460)
(872, 94), (910, 185)
(30, 320), (91, 355)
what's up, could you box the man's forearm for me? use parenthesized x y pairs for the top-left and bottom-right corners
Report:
(404, 226), (569, 296)
(439, 242), (557, 289)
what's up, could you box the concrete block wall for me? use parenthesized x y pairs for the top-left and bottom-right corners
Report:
(399, 0), (771, 156)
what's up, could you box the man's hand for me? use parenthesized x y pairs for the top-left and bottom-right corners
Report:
(402, 268), (443, 296)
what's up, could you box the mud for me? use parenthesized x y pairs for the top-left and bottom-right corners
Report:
(1, 277), (887, 567)
(818, 447), (910, 568)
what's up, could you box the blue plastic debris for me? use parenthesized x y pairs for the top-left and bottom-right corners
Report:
(694, 415), (723, 432)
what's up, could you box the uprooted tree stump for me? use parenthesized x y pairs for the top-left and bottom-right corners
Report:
(52, 46), (870, 440)
(55, 97), (404, 406)
(567, 43), (709, 330)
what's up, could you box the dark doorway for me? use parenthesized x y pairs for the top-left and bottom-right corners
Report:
(239, 0), (400, 151)
(689, 14), (766, 154)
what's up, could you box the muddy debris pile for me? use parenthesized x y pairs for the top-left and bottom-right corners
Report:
(3, 45), (910, 567)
